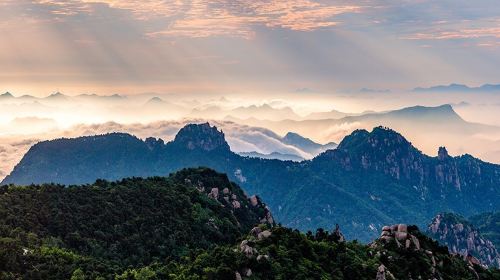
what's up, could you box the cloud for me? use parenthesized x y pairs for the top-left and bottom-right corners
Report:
(404, 26), (500, 40)
(30, 0), (362, 39)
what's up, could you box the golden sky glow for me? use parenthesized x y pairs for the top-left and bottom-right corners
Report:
(1, 0), (500, 96)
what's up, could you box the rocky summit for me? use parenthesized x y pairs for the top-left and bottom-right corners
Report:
(427, 213), (500, 268)
(171, 122), (230, 152)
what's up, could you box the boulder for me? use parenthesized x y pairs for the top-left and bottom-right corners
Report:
(376, 264), (387, 280)
(250, 227), (262, 237)
(258, 230), (272, 240)
(397, 224), (407, 233)
(395, 231), (407, 241)
(257, 254), (270, 261)
(243, 268), (252, 277)
(381, 230), (391, 237)
(411, 235), (421, 250)
(208, 188), (219, 200)
(405, 239), (411, 249)
(239, 240), (257, 258)
(232, 200), (241, 209)
(250, 195), (259, 206)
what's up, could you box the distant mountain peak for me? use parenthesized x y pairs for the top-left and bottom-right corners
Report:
(413, 83), (500, 93)
(173, 123), (230, 152)
(381, 104), (464, 123)
(337, 126), (409, 152)
(0, 92), (13, 98)
(46, 92), (67, 99)
(147, 96), (164, 103)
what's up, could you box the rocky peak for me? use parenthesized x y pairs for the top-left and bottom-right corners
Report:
(145, 137), (165, 150)
(329, 127), (422, 181)
(0, 92), (13, 98)
(172, 123), (230, 152)
(438, 146), (449, 161)
(426, 213), (500, 268)
(337, 127), (413, 153)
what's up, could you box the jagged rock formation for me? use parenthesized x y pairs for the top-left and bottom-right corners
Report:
(427, 213), (500, 268)
(370, 224), (493, 280)
(3, 124), (500, 241)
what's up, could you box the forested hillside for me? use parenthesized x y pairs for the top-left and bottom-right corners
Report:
(0, 168), (272, 279)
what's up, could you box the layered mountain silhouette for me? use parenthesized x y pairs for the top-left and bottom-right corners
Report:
(3, 123), (500, 240)
(414, 83), (500, 93)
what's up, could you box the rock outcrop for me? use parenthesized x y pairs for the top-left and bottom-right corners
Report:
(378, 224), (421, 250)
(427, 213), (500, 268)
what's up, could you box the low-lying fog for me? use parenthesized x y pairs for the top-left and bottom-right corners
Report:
(0, 90), (499, 180)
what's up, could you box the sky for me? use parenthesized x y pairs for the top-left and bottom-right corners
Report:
(1, 0), (500, 96)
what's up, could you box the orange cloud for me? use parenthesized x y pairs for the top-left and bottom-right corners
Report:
(403, 24), (500, 40)
(33, 0), (362, 38)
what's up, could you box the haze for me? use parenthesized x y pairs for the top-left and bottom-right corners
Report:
(1, 0), (500, 179)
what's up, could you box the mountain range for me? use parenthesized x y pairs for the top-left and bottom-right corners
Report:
(228, 104), (500, 163)
(3, 123), (499, 241)
(413, 84), (500, 93)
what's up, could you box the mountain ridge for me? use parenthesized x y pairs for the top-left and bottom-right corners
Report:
(3, 123), (499, 241)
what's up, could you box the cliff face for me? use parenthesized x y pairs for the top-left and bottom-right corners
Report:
(427, 213), (500, 268)
(314, 127), (499, 206)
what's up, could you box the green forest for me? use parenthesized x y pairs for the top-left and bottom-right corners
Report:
(0, 168), (498, 279)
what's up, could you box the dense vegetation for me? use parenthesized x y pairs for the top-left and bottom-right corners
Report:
(0, 168), (499, 279)
(3, 123), (500, 241)
(0, 168), (271, 279)
(471, 211), (500, 249)
(154, 225), (500, 280)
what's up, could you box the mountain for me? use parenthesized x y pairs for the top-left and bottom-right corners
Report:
(75, 93), (127, 101)
(470, 211), (500, 249)
(353, 104), (464, 124)
(0, 168), (273, 279)
(190, 104), (302, 121)
(45, 92), (69, 101)
(228, 104), (500, 163)
(305, 108), (349, 120)
(282, 132), (337, 155)
(238, 151), (304, 161)
(0, 92), (14, 99)
(3, 123), (500, 241)
(427, 213), (500, 268)
(414, 83), (500, 93)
